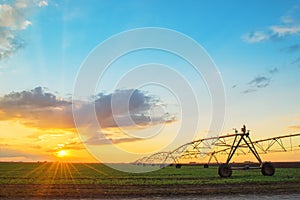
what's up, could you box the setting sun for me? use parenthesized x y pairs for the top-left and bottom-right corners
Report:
(57, 150), (68, 157)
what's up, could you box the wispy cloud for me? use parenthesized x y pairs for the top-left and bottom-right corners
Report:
(287, 117), (300, 130)
(291, 57), (300, 66)
(280, 15), (294, 24)
(242, 31), (269, 43)
(84, 134), (142, 145)
(0, 147), (30, 158)
(248, 76), (271, 88)
(241, 77), (269, 94)
(270, 25), (300, 38)
(14, 0), (49, 9)
(288, 126), (300, 130)
(242, 7), (300, 43)
(268, 67), (279, 74)
(241, 67), (278, 94)
(38, 0), (48, 7)
(243, 26), (300, 43)
(0, 0), (48, 61)
(281, 44), (300, 53)
(0, 144), (53, 161)
(45, 137), (85, 152)
(241, 89), (257, 94)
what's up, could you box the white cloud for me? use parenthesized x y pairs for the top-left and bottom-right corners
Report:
(15, 1), (28, 9)
(243, 25), (300, 43)
(0, 3), (31, 60)
(0, 0), (48, 61)
(270, 25), (300, 37)
(14, 0), (48, 9)
(38, 0), (48, 7)
(0, 4), (32, 30)
(242, 31), (269, 43)
(0, 29), (25, 61)
(281, 15), (294, 24)
(0, 30), (14, 49)
(243, 7), (300, 43)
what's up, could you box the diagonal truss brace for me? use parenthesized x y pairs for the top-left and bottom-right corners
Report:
(225, 132), (262, 164)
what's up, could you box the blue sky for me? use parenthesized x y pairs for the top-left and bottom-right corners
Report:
(1, 0), (300, 162)
(1, 0), (299, 93)
(1, 0), (299, 94)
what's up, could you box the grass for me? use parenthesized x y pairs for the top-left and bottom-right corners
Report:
(0, 162), (300, 185)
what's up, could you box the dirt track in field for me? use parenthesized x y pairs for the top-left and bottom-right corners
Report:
(1, 182), (300, 199)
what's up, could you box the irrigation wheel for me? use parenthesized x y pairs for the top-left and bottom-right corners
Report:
(175, 164), (182, 168)
(218, 164), (232, 178)
(261, 162), (275, 176)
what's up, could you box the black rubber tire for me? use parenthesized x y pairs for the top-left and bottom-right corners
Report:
(175, 164), (182, 168)
(204, 164), (209, 168)
(218, 164), (232, 178)
(261, 162), (275, 176)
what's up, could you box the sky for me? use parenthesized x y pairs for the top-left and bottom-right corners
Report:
(0, 0), (300, 163)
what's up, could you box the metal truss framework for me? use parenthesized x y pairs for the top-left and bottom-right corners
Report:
(134, 131), (300, 166)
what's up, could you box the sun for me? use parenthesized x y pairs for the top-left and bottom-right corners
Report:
(57, 150), (68, 157)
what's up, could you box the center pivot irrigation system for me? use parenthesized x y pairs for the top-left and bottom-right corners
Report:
(134, 125), (300, 178)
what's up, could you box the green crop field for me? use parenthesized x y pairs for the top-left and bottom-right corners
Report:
(0, 162), (300, 185)
(0, 162), (300, 198)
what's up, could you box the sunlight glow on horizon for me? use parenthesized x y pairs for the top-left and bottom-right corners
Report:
(57, 150), (68, 158)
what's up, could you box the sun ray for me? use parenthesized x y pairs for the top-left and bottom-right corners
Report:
(34, 162), (58, 197)
(82, 163), (111, 178)
(22, 162), (48, 179)
(65, 163), (82, 198)
(68, 163), (82, 177)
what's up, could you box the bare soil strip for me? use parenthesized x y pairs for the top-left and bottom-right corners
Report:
(1, 182), (300, 198)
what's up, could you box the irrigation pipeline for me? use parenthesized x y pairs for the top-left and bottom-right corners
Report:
(135, 131), (300, 165)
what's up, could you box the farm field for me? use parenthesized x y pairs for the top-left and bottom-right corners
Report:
(0, 162), (300, 198)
